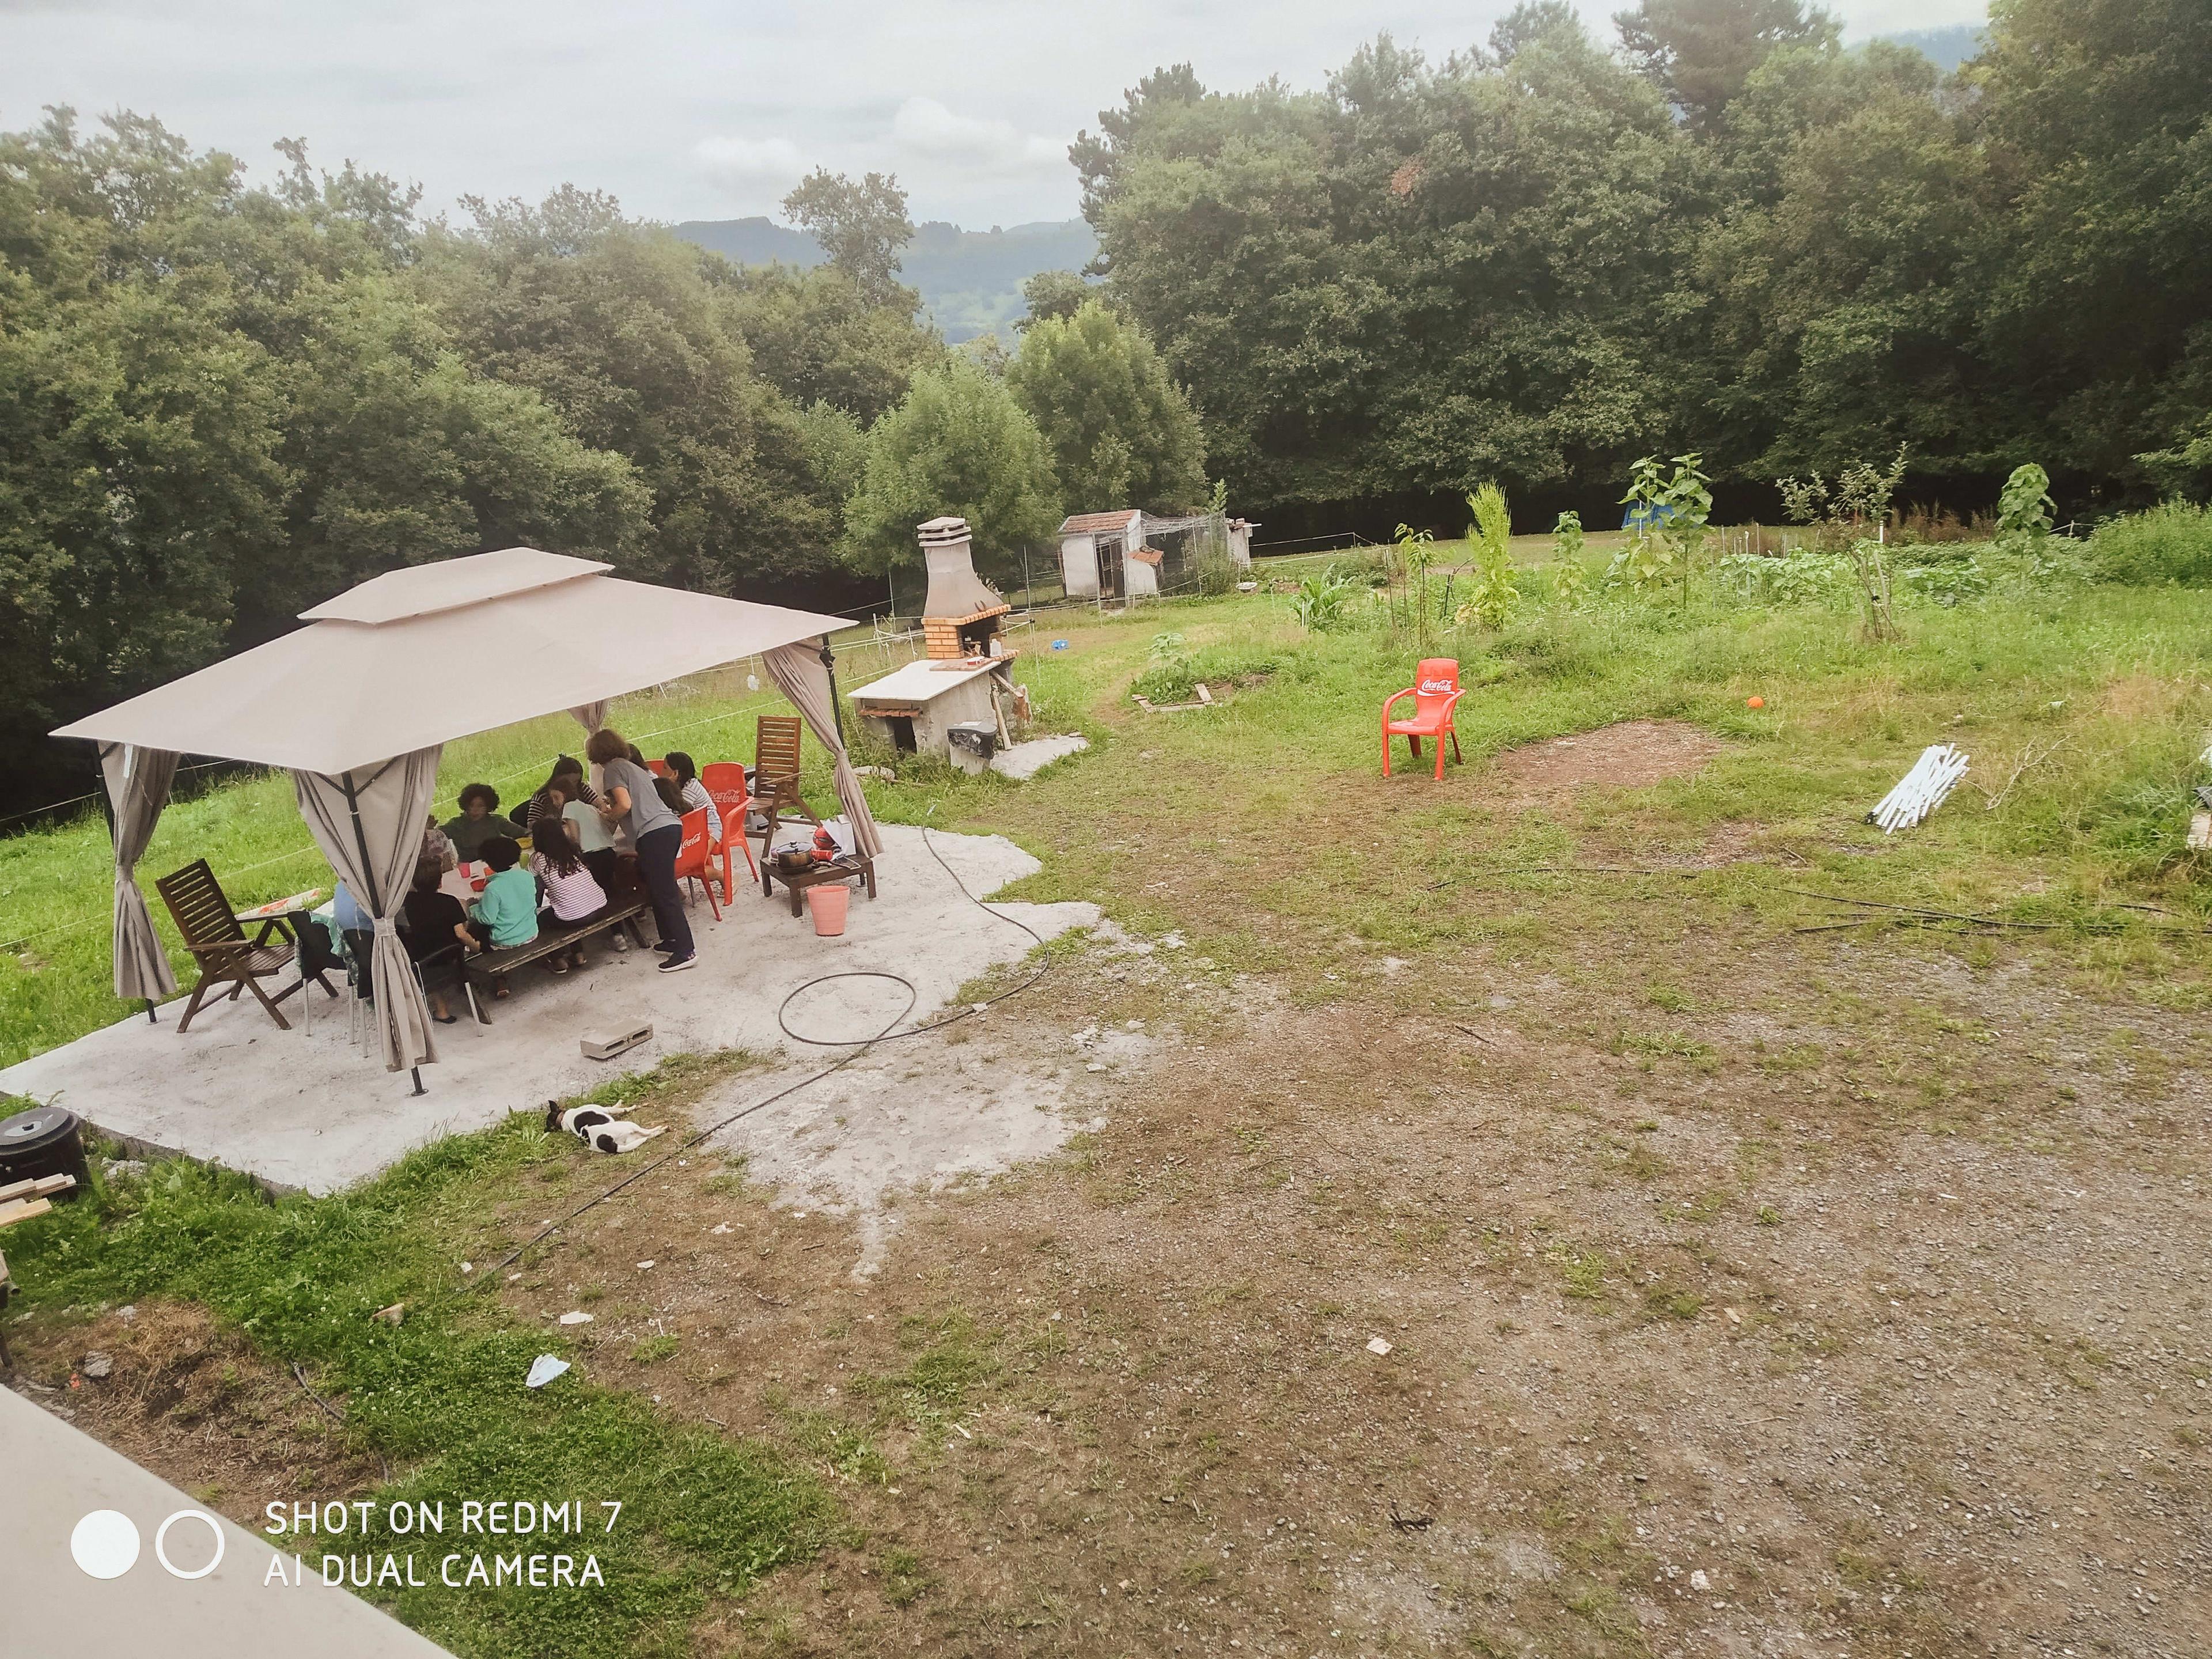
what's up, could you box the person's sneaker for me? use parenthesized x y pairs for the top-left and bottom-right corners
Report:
(610, 933), (630, 952)
(658, 953), (696, 974)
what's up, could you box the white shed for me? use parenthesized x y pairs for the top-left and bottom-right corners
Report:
(1056, 509), (1143, 600)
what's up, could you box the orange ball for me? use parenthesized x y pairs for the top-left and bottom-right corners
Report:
(1745, 696), (1766, 709)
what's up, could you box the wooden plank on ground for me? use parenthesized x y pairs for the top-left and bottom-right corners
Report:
(0, 1198), (54, 1229)
(0, 1173), (76, 1205)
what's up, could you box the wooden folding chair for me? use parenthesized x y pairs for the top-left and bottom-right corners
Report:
(752, 714), (825, 898)
(755, 714), (805, 798)
(154, 859), (328, 1033)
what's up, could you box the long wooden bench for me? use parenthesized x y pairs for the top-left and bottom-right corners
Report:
(460, 897), (655, 1020)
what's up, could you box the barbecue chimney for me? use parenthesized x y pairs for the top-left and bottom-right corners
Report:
(916, 516), (1010, 661)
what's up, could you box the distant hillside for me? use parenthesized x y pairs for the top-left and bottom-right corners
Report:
(1873, 23), (1985, 72)
(672, 216), (1098, 344)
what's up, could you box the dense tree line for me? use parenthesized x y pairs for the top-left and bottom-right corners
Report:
(0, 105), (1219, 806)
(1074, 0), (2212, 531)
(0, 112), (950, 807)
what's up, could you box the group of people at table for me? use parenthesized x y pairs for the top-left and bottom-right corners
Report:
(331, 728), (725, 1021)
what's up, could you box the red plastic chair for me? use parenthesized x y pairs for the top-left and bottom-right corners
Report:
(1381, 658), (1466, 780)
(671, 807), (721, 920)
(700, 761), (757, 901)
(646, 758), (672, 779)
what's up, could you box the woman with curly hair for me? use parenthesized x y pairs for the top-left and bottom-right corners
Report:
(441, 781), (523, 862)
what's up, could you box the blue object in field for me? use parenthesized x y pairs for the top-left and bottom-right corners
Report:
(1051, 639), (1069, 650)
(1622, 501), (1679, 532)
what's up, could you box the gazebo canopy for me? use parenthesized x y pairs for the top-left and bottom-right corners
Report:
(55, 547), (880, 1089)
(54, 548), (852, 775)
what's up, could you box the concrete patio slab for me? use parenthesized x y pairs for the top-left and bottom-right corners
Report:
(0, 826), (1096, 1195)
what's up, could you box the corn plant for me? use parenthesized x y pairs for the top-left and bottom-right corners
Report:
(1454, 483), (1518, 631)
(1289, 571), (1358, 632)
(1550, 510), (1588, 609)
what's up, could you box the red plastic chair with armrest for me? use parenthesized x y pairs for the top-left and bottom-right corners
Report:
(1381, 657), (1465, 781)
(671, 807), (722, 920)
(700, 761), (757, 902)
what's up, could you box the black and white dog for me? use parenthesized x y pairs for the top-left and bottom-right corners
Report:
(544, 1099), (667, 1155)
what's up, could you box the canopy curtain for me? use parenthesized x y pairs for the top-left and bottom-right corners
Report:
(567, 700), (609, 734)
(762, 641), (883, 858)
(294, 747), (444, 1077)
(100, 743), (180, 1005)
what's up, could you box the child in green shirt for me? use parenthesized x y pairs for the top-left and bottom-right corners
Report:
(464, 838), (539, 953)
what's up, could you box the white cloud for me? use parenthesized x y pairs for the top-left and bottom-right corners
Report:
(692, 133), (805, 195)
(891, 96), (1062, 177)
(0, 1), (1993, 229)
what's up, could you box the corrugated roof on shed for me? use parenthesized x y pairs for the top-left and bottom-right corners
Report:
(1058, 509), (1140, 535)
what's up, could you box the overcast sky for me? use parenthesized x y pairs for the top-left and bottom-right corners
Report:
(3, 0), (1988, 230)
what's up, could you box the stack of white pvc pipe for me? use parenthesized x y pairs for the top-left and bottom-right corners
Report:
(1868, 743), (1969, 833)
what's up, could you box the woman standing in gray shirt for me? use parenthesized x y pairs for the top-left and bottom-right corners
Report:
(586, 726), (695, 971)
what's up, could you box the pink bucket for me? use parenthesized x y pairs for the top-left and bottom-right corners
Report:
(805, 883), (849, 937)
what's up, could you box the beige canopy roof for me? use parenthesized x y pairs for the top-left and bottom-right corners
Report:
(54, 548), (854, 775)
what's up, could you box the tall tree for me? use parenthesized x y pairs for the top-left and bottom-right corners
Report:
(1005, 300), (1205, 513)
(779, 169), (916, 310)
(1092, 26), (1693, 514)
(1964, 0), (2212, 487)
(715, 260), (945, 424)
(1016, 270), (1097, 333)
(0, 112), (649, 807)
(1613, 0), (1838, 130)
(416, 187), (835, 593)
(840, 358), (1060, 588)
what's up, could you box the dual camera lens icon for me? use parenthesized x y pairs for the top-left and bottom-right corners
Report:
(71, 1509), (225, 1581)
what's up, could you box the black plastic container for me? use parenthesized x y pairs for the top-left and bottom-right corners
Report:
(0, 1105), (90, 1198)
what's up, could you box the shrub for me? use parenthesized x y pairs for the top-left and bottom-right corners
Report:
(2090, 501), (2212, 587)
(1191, 544), (1237, 596)
(1131, 634), (1277, 702)
(1549, 510), (1589, 609)
(1327, 548), (1393, 588)
(1716, 549), (1853, 607)
(1778, 449), (1907, 639)
(1454, 483), (1519, 631)
(1899, 556), (1990, 607)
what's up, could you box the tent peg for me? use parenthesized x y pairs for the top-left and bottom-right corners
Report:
(410, 1066), (426, 1097)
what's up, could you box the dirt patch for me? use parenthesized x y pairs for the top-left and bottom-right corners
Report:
(5, 1301), (381, 1527)
(1490, 719), (1724, 799)
(474, 931), (2210, 1659)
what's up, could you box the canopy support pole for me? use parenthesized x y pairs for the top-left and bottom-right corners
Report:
(819, 638), (847, 746)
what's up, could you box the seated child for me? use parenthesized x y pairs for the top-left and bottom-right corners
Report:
(662, 751), (723, 846)
(528, 797), (607, 975)
(462, 838), (538, 973)
(562, 782), (627, 931)
(400, 856), (468, 1023)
